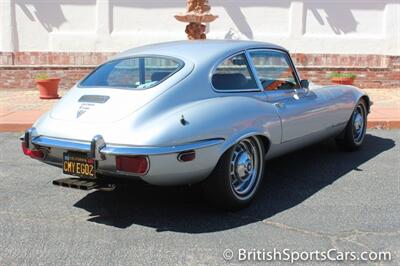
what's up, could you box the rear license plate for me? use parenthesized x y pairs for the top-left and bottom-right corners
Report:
(63, 152), (96, 178)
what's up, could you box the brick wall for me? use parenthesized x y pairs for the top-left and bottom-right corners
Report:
(0, 52), (399, 89)
(0, 66), (95, 90)
(0, 52), (116, 89)
(292, 54), (400, 88)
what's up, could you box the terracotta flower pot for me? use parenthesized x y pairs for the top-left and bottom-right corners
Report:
(331, 77), (355, 85)
(36, 78), (60, 99)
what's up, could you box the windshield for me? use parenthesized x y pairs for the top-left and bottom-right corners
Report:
(79, 56), (184, 89)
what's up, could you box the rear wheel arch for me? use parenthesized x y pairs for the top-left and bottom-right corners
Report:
(220, 133), (271, 157)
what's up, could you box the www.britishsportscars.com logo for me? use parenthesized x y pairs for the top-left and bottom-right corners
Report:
(76, 103), (95, 118)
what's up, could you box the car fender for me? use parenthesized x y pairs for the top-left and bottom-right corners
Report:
(315, 85), (371, 127)
(131, 95), (281, 157)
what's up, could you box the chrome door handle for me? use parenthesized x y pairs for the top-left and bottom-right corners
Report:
(274, 102), (285, 108)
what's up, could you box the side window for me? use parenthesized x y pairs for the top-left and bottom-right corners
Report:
(212, 53), (258, 91)
(249, 51), (300, 91)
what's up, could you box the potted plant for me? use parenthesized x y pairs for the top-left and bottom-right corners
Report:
(35, 73), (60, 99)
(329, 72), (356, 85)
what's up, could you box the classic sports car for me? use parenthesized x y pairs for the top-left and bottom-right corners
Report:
(21, 40), (371, 209)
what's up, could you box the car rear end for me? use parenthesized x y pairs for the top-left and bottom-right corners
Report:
(21, 128), (223, 187)
(20, 54), (223, 188)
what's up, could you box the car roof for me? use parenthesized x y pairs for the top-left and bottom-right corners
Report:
(114, 40), (288, 64)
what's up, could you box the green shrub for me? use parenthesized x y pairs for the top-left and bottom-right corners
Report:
(35, 73), (50, 80)
(328, 72), (356, 79)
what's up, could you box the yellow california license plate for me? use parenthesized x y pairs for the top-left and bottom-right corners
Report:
(63, 152), (96, 178)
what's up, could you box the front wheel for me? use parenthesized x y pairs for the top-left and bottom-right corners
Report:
(201, 136), (265, 210)
(337, 99), (367, 151)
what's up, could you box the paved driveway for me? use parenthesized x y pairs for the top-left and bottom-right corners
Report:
(0, 130), (399, 265)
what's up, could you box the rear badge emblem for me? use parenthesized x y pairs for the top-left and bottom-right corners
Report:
(76, 103), (94, 118)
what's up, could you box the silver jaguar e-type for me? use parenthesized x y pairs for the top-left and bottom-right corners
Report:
(21, 40), (371, 209)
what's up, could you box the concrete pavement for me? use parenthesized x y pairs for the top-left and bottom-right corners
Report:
(0, 88), (399, 131)
(365, 89), (400, 129)
(0, 89), (67, 132)
(0, 130), (398, 264)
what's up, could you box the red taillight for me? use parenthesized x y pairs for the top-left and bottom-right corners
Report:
(21, 142), (44, 159)
(115, 156), (149, 174)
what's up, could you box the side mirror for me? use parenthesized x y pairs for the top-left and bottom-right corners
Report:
(300, 79), (309, 89)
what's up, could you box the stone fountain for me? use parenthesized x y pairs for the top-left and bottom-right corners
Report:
(175, 0), (218, 40)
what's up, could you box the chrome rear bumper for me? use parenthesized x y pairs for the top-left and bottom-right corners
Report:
(22, 128), (224, 185)
(31, 135), (224, 156)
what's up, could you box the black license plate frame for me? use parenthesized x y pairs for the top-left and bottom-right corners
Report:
(62, 152), (96, 178)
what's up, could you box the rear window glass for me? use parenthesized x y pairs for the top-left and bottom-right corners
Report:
(80, 56), (183, 89)
(212, 53), (258, 91)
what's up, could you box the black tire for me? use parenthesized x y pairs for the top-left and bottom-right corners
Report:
(201, 136), (265, 210)
(337, 99), (367, 151)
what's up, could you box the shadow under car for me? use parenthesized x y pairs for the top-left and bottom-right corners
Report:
(73, 134), (395, 233)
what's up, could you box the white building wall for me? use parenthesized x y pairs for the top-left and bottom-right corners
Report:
(1, 0), (399, 55)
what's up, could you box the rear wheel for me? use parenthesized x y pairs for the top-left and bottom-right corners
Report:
(201, 136), (265, 210)
(337, 100), (367, 151)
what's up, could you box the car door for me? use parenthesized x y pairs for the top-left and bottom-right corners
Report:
(247, 49), (334, 142)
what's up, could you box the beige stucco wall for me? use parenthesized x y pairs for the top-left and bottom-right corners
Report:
(1, 0), (399, 55)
